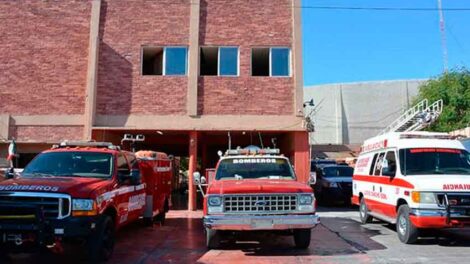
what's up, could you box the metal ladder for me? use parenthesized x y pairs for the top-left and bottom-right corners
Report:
(379, 99), (443, 135)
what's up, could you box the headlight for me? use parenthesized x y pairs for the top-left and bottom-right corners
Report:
(208, 196), (222, 207)
(72, 199), (95, 211)
(411, 192), (437, 204)
(299, 194), (313, 205)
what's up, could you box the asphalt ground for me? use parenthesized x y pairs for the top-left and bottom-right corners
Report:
(4, 206), (470, 264)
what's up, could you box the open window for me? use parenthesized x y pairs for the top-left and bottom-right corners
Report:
(252, 47), (290, 77)
(142, 46), (187, 76)
(200, 47), (238, 76)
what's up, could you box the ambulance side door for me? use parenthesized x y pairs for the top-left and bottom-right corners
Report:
(380, 150), (399, 219)
(368, 152), (386, 214)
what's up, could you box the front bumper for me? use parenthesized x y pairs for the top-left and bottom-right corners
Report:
(0, 211), (100, 249)
(203, 214), (320, 231)
(410, 208), (470, 228)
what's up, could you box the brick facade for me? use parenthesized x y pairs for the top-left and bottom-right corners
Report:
(198, 0), (293, 115)
(11, 126), (83, 142)
(0, 0), (91, 115)
(96, 0), (190, 115)
(0, 0), (301, 142)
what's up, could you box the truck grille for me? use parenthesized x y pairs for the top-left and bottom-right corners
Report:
(437, 193), (470, 207)
(0, 192), (71, 219)
(223, 194), (298, 214)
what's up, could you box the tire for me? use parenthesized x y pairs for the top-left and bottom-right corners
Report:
(359, 197), (373, 224)
(293, 229), (311, 249)
(206, 227), (221, 249)
(143, 217), (153, 227)
(88, 215), (115, 262)
(154, 212), (166, 225)
(396, 204), (419, 244)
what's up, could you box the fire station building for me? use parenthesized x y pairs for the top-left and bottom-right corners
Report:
(0, 0), (308, 210)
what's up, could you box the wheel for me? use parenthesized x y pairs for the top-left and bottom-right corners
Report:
(143, 217), (153, 227)
(359, 197), (373, 224)
(206, 227), (221, 249)
(154, 211), (166, 225)
(293, 229), (311, 249)
(396, 204), (419, 244)
(88, 215), (115, 262)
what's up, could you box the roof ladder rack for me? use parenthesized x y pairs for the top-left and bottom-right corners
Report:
(379, 99), (443, 135)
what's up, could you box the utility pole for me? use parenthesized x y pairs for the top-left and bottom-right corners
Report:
(437, 0), (449, 73)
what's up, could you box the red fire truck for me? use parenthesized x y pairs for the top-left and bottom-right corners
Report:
(194, 147), (319, 249)
(0, 141), (172, 261)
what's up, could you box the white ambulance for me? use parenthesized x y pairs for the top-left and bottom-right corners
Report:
(352, 131), (470, 244)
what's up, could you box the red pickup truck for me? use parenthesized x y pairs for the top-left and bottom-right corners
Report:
(194, 147), (319, 249)
(0, 141), (172, 261)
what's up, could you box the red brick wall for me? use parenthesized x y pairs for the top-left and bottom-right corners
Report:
(10, 126), (84, 142)
(96, 0), (190, 115)
(0, 1), (91, 115)
(198, 0), (294, 115)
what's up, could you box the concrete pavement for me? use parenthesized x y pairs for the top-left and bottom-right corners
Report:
(6, 206), (470, 263)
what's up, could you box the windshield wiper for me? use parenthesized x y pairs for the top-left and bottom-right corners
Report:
(23, 172), (55, 178)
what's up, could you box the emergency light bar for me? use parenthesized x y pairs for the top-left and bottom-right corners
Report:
(225, 148), (280, 156)
(400, 134), (453, 140)
(56, 141), (120, 150)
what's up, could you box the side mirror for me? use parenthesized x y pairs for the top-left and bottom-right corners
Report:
(308, 172), (316, 185)
(5, 168), (15, 179)
(193, 172), (201, 185)
(201, 176), (207, 184)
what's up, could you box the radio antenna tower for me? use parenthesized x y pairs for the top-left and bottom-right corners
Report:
(437, 0), (449, 73)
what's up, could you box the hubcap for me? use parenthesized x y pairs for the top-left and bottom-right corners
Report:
(360, 202), (366, 218)
(398, 214), (407, 235)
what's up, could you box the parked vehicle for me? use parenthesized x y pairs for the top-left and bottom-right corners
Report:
(313, 164), (353, 205)
(309, 158), (337, 184)
(352, 132), (470, 244)
(462, 138), (470, 151)
(194, 147), (319, 249)
(0, 141), (172, 261)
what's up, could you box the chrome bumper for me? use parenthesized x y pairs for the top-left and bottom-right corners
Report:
(411, 208), (470, 218)
(203, 214), (320, 231)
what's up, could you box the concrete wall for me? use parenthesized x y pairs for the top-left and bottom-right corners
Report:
(304, 80), (425, 145)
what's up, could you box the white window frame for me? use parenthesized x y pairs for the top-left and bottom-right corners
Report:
(269, 47), (291, 77)
(251, 47), (291, 77)
(141, 46), (188, 76)
(200, 46), (239, 77)
(218, 46), (239, 77)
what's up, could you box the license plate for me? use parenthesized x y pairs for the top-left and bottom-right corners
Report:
(251, 219), (272, 229)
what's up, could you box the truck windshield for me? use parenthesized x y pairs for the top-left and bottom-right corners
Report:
(216, 158), (295, 180)
(323, 166), (353, 177)
(23, 152), (114, 178)
(399, 148), (470, 175)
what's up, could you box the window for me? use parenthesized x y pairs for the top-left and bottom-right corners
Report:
(399, 148), (470, 175)
(142, 46), (187, 76)
(22, 152), (113, 178)
(200, 47), (238, 76)
(383, 151), (397, 177)
(117, 154), (130, 175)
(215, 158), (295, 180)
(369, 154), (378, 175)
(373, 152), (385, 176)
(252, 47), (290, 77)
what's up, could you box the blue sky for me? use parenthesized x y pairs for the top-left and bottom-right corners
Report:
(302, 0), (470, 86)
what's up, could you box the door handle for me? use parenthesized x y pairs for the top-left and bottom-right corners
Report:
(373, 185), (375, 191)
(380, 186), (382, 192)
